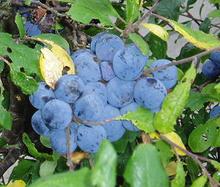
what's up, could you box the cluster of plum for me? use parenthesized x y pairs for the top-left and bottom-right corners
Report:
(29, 32), (181, 154)
(202, 51), (220, 79)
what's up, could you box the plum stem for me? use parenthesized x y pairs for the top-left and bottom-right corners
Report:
(160, 134), (220, 187)
(143, 46), (220, 75)
(65, 126), (75, 171)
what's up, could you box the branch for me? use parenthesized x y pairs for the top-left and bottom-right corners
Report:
(0, 148), (21, 177)
(160, 134), (220, 187)
(181, 12), (220, 30)
(65, 126), (75, 171)
(123, 0), (161, 37)
(0, 56), (11, 67)
(143, 46), (220, 75)
(134, 0), (160, 27)
(31, 0), (68, 18)
(73, 116), (114, 126)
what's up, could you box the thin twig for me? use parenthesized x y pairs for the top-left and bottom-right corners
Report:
(123, 0), (161, 37)
(181, 13), (220, 30)
(31, 0), (67, 18)
(65, 126), (74, 171)
(73, 116), (114, 126)
(134, 0), (160, 27)
(160, 134), (220, 187)
(0, 56), (11, 67)
(144, 46), (220, 75)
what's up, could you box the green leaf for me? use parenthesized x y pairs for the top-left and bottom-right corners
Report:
(10, 70), (38, 95)
(24, 0), (32, 5)
(186, 92), (207, 111)
(0, 32), (41, 94)
(155, 0), (182, 20)
(39, 160), (57, 177)
(113, 131), (139, 153)
(10, 159), (40, 183)
(209, 0), (220, 3)
(126, 0), (140, 23)
(191, 176), (207, 187)
(29, 168), (91, 187)
(0, 108), (12, 130)
(188, 118), (220, 152)
(201, 83), (220, 102)
(40, 136), (51, 148)
(211, 160), (220, 171)
(215, 83), (220, 94)
(142, 23), (169, 41)
(199, 18), (211, 33)
(186, 158), (200, 182)
(67, 0), (120, 25)
(35, 34), (70, 52)
(0, 137), (7, 147)
(15, 13), (25, 38)
(154, 65), (196, 133)
(124, 144), (169, 187)
(187, 0), (197, 6)
(129, 33), (150, 55)
(117, 107), (154, 133)
(171, 162), (185, 187)
(155, 140), (173, 166)
(22, 133), (53, 160)
(168, 19), (220, 49)
(0, 80), (12, 130)
(147, 34), (167, 59)
(91, 140), (117, 187)
(0, 62), (4, 73)
(0, 32), (41, 76)
(177, 68), (184, 80)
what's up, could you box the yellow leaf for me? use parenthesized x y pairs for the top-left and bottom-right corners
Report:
(149, 132), (160, 139)
(40, 48), (63, 88)
(166, 161), (177, 176)
(35, 37), (75, 88)
(71, 152), (89, 164)
(39, 39), (75, 75)
(7, 180), (26, 187)
(168, 19), (220, 49)
(163, 132), (186, 156)
(142, 23), (169, 41)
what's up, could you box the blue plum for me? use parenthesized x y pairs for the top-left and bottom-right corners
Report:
(29, 82), (55, 109)
(134, 77), (167, 111)
(74, 94), (105, 121)
(107, 77), (135, 108)
(31, 110), (50, 136)
(95, 34), (124, 62)
(113, 44), (148, 80)
(202, 59), (220, 79)
(71, 49), (93, 60)
(210, 51), (220, 68)
(74, 52), (101, 82)
(76, 125), (106, 153)
(150, 59), (178, 89)
(41, 99), (73, 129)
(83, 82), (107, 104)
(90, 32), (108, 53)
(54, 74), (85, 104)
(210, 105), (220, 118)
(50, 128), (77, 154)
(102, 105), (125, 142)
(120, 102), (139, 131)
(25, 21), (41, 36)
(100, 61), (115, 81)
